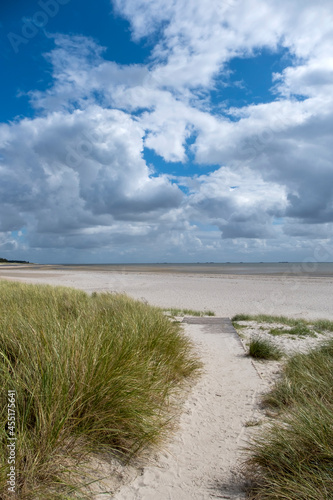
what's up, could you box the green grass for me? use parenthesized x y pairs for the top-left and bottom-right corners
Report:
(313, 319), (333, 333)
(267, 327), (287, 336)
(248, 337), (283, 360)
(0, 281), (201, 499)
(269, 324), (316, 337)
(232, 313), (307, 326)
(232, 314), (333, 335)
(163, 308), (215, 317)
(244, 340), (333, 499)
(263, 341), (333, 409)
(232, 322), (247, 329)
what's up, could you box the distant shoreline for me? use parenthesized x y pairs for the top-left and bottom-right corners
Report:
(1, 262), (333, 320)
(1, 262), (333, 277)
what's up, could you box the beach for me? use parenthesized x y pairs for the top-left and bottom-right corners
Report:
(0, 263), (333, 320)
(1, 264), (333, 498)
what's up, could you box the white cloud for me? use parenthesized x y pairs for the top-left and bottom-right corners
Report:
(184, 166), (288, 239)
(0, 105), (184, 253)
(2, 0), (333, 261)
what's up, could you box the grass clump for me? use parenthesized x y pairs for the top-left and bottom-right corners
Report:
(232, 313), (305, 326)
(263, 341), (333, 409)
(232, 314), (333, 335)
(232, 313), (253, 322)
(163, 308), (215, 317)
(248, 337), (283, 360)
(0, 281), (201, 499)
(269, 323), (315, 337)
(232, 322), (247, 329)
(313, 319), (333, 333)
(244, 339), (333, 499)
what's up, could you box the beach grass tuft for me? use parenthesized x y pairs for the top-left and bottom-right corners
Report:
(163, 308), (215, 317)
(313, 318), (333, 333)
(244, 339), (333, 499)
(248, 337), (283, 360)
(263, 341), (333, 409)
(232, 314), (333, 335)
(0, 281), (201, 498)
(232, 313), (307, 326)
(269, 323), (316, 337)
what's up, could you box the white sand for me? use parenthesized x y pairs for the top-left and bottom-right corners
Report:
(110, 320), (266, 500)
(1, 267), (333, 319)
(235, 320), (333, 389)
(1, 267), (332, 498)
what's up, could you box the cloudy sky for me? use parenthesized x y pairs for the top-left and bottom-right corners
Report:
(0, 0), (332, 263)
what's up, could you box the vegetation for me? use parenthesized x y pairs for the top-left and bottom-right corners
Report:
(248, 337), (283, 360)
(163, 307), (215, 317)
(269, 324), (315, 337)
(232, 313), (306, 326)
(244, 340), (333, 499)
(232, 313), (333, 334)
(232, 322), (247, 329)
(0, 281), (201, 498)
(263, 341), (333, 409)
(0, 257), (29, 263)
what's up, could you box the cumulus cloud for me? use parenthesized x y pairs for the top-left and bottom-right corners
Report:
(1, 0), (333, 261)
(0, 105), (184, 253)
(184, 166), (288, 239)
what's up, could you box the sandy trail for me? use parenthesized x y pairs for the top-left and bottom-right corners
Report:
(111, 318), (266, 500)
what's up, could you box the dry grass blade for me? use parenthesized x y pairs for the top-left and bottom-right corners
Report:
(0, 281), (201, 498)
(244, 339), (333, 499)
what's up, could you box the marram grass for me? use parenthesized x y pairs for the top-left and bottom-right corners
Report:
(0, 281), (201, 499)
(232, 313), (333, 333)
(244, 339), (333, 499)
(248, 337), (283, 360)
(163, 307), (215, 317)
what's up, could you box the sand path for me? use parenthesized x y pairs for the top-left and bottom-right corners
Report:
(111, 318), (266, 500)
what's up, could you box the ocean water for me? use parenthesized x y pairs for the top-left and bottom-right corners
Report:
(53, 262), (333, 277)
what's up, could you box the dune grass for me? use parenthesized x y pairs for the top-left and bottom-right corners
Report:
(0, 281), (201, 499)
(232, 313), (303, 325)
(263, 341), (333, 409)
(248, 337), (283, 360)
(269, 323), (316, 337)
(244, 340), (333, 499)
(231, 314), (333, 335)
(162, 307), (215, 317)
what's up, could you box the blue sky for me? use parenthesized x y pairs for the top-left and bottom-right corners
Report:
(0, 0), (333, 263)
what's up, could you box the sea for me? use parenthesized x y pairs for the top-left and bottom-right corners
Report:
(41, 262), (333, 277)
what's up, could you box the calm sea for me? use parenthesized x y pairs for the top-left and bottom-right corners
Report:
(51, 262), (333, 277)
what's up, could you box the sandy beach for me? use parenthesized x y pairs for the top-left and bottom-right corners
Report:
(1, 265), (332, 498)
(0, 264), (333, 320)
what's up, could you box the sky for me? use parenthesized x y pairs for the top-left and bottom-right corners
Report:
(0, 0), (333, 264)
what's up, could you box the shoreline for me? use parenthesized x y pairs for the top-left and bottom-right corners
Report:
(1, 266), (333, 320)
(1, 261), (333, 278)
